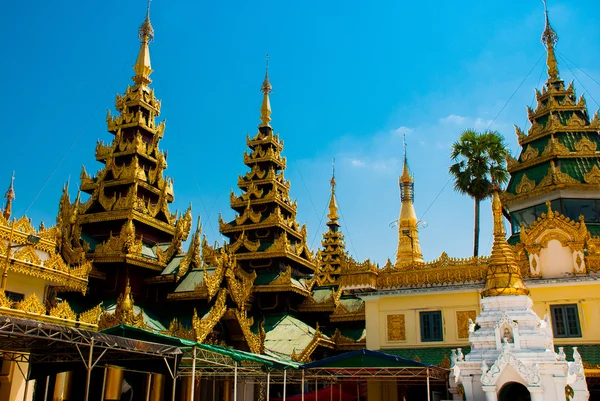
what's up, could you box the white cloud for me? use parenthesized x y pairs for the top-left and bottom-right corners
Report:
(439, 114), (493, 130)
(393, 126), (413, 136)
(348, 157), (398, 172)
(440, 114), (467, 125)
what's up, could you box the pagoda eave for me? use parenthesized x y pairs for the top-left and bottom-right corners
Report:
(96, 149), (158, 165)
(166, 289), (209, 301)
(503, 182), (600, 207)
(508, 153), (600, 174)
(243, 155), (286, 170)
(144, 274), (176, 284)
(78, 210), (176, 235)
(230, 196), (296, 215)
(297, 303), (336, 313)
(329, 311), (366, 323)
(233, 250), (315, 270)
(87, 254), (165, 271)
(521, 125), (600, 145)
(252, 284), (310, 297)
(246, 135), (283, 151)
(8, 260), (89, 293)
(237, 177), (290, 192)
(220, 220), (303, 240)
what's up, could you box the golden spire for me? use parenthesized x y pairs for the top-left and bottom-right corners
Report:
(259, 55), (273, 128)
(133, 0), (154, 85)
(541, 0), (560, 82)
(121, 278), (134, 313)
(3, 172), (15, 221)
(481, 192), (530, 297)
(399, 133), (413, 186)
(395, 138), (423, 267)
(327, 158), (340, 224)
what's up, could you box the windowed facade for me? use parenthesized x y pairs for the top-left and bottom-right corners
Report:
(420, 311), (443, 342)
(510, 198), (600, 235)
(550, 304), (582, 338)
(4, 291), (24, 303)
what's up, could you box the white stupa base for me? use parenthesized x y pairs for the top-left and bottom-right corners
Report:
(448, 296), (588, 401)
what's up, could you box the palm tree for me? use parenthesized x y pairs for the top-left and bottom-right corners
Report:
(449, 129), (509, 257)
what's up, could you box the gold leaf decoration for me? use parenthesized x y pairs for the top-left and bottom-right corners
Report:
(18, 294), (46, 315)
(50, 301), (77, 321)
(387, 314), (406, 341)
(584, 165), (600, 184)
(516, 174), (536, 194)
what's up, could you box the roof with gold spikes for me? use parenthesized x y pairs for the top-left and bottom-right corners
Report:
(481, 192), (529, 297)
(0, 176), (99, 329)
(503, 6), (600, 206)
(57, 9), (193, 273)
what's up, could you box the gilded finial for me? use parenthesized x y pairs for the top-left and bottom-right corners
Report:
(481, 192), (529, 297)
(330, 158), (336, 189)
(399, 134), (413, 185)
(139, 0), (154, 42)
(3, 171), (15, 221)
(259, 55), (272, 128)
(121, 278), (134, 312)
(327, 158), (340, 223)
(133, 1), (154, 85)
(541, 0), (560, 81)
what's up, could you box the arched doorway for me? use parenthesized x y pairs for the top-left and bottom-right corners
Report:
(498, 382), (530, 401)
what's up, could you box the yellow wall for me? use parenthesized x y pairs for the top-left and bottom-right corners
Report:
(366, 281), (600, 351)
(4, 272), (47, 300)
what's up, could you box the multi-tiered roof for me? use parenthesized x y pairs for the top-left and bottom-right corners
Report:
(502, 7), (600, 237)
(57, 10), (192, 299)
(219, 68), (315, 296)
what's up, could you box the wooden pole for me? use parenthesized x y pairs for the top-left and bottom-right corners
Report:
(426, 368), (431, 401)
(283, 370), (287, 401)
(233, 363), (238, 401)
(190, 346), (196, 401)
(266, 371), (270, 401)
(301, 370), (304, 401)
(100, 367), (107, 401)
(83, 338), (94, 401)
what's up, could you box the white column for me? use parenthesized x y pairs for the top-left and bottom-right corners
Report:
(528, 387), (545, 401)
(481, 385), (497, 401)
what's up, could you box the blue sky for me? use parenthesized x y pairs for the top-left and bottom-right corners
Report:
(2, 1), (600, 266)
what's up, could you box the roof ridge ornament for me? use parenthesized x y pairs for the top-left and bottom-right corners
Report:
(481, 192), (529, 297)
(133, 1), (154, 85)
(3, 171), (15, 220)
(259, 55), (273, 128)
(541, 0), (560, 82)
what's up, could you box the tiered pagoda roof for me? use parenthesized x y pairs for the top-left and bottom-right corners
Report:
(56, 10), (192, 289)
(218, 68), (315, 294)
(502, 8), (600, 217)
(0, 175), (99, 329)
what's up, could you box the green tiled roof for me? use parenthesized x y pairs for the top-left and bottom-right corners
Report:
(555, 344), (600, 366)
(102, 301), (167, 332)
(561, 158), (599, 182)
(338, 297), (364, 313)
(173, 269), (206, 292)
(507, 163), (550, 194)
(560, 132), (600, 152)
(254, 272), (278, 285)
(527, 137), (549, 154)
(384, 346), (470, 366)
(311, 288), (334, 304)
(262, 314), (324, 358)
(162, 255), (184, 275)
(339, 327), (366, 342)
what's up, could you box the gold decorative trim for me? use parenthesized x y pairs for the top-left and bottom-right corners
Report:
(515, 174), (536, 194)
(456, 310), (477, 339)
(387, 314), (406, 341)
